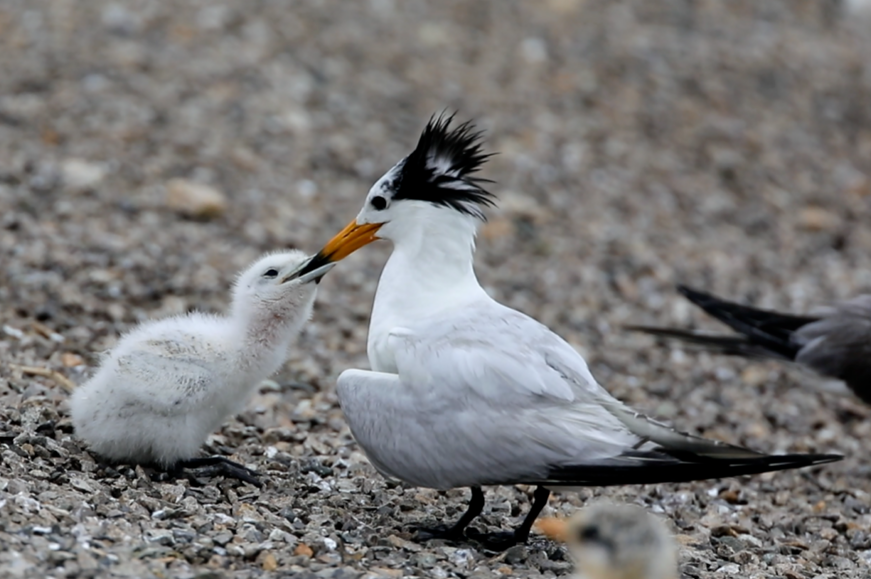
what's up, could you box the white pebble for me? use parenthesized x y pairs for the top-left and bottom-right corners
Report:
(61, 159), (106, 192)
(165, 178), (228, 219)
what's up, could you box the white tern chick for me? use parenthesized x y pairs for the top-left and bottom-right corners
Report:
(536, 503), (678, 579)
(70, 250), (334, 485)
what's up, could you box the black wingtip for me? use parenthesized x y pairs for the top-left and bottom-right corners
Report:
(622, 325), (785, 360)
(676, 284), (718, 306)
(760, 453), (843, 468)
(535, 452), (843, 488)
(808, 453), (844, 465)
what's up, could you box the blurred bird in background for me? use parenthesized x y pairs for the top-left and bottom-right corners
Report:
(536, 502), (678, 579)
(626, 285), (871, 405)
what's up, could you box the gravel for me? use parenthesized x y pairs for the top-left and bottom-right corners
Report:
(2, 1), (871, 577)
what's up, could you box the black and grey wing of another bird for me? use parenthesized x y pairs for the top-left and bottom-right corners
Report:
(626, 285), (871, 404)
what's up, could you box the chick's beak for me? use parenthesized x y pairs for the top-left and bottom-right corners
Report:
(293, 219), (382, 279)
(281, 261), (336, 285)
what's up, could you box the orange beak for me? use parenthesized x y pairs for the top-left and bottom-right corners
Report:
(317, 219), (383, 262)
(534, 517), (568, 542)
(294, 219), (382, 278)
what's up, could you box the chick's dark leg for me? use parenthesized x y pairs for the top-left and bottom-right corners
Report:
(157, 456), (263, 487)
(414, 486), (485, 541)
(180, 456), (263, 487)
(471, 485), (551, 551)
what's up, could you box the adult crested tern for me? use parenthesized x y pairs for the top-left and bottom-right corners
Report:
(298, 114), (841, 548)
(70, 251), (334, 486)
(627, 285), (871, 405)
(536, 503), (678, 579)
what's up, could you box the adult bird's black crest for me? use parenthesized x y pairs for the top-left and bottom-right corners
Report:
(394, 113), (496, 219)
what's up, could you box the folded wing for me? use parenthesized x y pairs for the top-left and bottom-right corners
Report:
(356, 300), (842, 489)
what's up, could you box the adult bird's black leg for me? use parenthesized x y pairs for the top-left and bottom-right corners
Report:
(414, 486), (486, 541)
(512, 486), (551, 543)
(470, 485), (551, 551)
(157, 456), (263, 487)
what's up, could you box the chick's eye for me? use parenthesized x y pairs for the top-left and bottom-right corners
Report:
(578, 525), (600, 542)
(263, 268), (279, 278)
(371, 195), (387, 210)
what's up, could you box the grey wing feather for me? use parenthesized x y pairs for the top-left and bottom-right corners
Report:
(368, 300), (843, 489)
(794, 295), (871, 404)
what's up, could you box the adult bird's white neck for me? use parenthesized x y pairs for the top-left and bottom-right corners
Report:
(367, 206), (489, 371)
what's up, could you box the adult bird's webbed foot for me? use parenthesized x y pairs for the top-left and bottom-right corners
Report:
(469, 485), (551, 551)
(413, 486), (486, 543)
(412, 523), (469, 542)
(157, 456), (263, 487)
(466, 529), (523, 551)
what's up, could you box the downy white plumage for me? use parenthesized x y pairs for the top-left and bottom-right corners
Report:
(70, 251), (333, 485)
(297, 114), (841, 548)
(536, 503), (678, 579)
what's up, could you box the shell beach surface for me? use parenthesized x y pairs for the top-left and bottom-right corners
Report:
(1, 2), (870, 577)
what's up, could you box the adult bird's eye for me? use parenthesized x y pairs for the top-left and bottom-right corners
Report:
(263, 268), (279, 278)
(371, 195), (387, 210)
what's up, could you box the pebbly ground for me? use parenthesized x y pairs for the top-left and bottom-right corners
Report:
(2, 1), (871, 577)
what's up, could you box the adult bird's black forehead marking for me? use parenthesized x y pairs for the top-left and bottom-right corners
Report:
(381, 168), (404, 193)
(390, 113), (496, 220)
